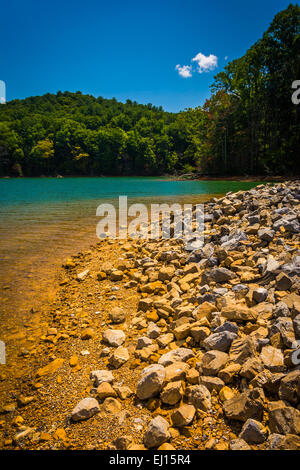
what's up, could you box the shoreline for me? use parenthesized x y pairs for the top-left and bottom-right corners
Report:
(1, 174), (299, 182)
(1, 181), (300, 450)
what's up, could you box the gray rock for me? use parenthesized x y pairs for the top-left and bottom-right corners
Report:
(203, 331), (237, 352)
(214, 321), (239, 335)
(253, 287), (268, 303)
(136, 364), (166, 400)
(71, 398), (100, 422)
(258, 228), (275, 242)
(90, 370), (114, 386)
(158, 348), (194, 366)
(143, 416), (171, 448)
(208, 267), (236, 283)
(239, 418), (267, 444)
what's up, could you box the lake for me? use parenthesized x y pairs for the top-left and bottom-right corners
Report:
(0, 177), (264, 331)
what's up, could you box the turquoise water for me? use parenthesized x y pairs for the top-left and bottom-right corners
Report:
(0, 176), (263, 206)
(0, 177), (265, 319)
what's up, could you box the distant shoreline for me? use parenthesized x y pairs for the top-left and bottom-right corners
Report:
(1, 174), (298, 182)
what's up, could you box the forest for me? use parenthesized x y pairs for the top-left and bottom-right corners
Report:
(0, 4), (299, 177)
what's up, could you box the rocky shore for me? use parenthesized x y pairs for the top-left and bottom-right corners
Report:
(1, 181), (300, 450)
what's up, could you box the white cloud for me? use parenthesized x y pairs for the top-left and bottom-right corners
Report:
(192, 53), (218, 74)
(175, 64), (192, 78)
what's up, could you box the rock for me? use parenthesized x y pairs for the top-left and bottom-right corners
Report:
(161, 381), (183, 405)
(186, 368), (200, 385)
(136, 336), (153, 349)
(71, 398), (100, 422)
(253, 287), (268, 303)
(208, 267), (236, 283)
(214, 321), (239, 334)
(271, 317), (296, 348)
(36, 358), (64, 377)
(276, 273), (292, 291)
(260, 346), (285, 372)
(114, 385), (133, 400)
(113, 435), (133, 450)
(219, 386), (236, 402)
(69, 355), (79, 367)
(158, 266), (175, 281)
(240, 358), (263, 380)
(90, 370), (114, 386)
(81, 327), (95, 340)
(185, 384), (211, 411)
(229, 337), (257, 364)
(102, 397), (122, 414)
(158, 443), (176, 450)
(109, 307), (126, 324)
(77, 269), (90, 281)
(199, 376), (225, 392)
(222, 304), (258, 322)
(239, 418), (267, 444)
(174, 324), (190, 341)
(229, 439), (251, 450)
(102, 329), (125, 347)
(136, 364), (166, 400)
(223, 389), (264, 422)
(192, 301), (218, 321)
(143, 416), (171, 448)
(190, 326), (210, 343)
(293, 314), (300, 338)
(274, 301), (290, 318)
(157, 333), (174, 348)
(171, 404), (196, 427)
(203, 331), (237, 352)
(264, 255), (280, 274)
(164, 362), (190, 382)
(266, 433), (285, 450)
(250, 370), (284, 394)
(202, 350), (228, 376)
(138, 298), (153, 312)
(218, 363), (241, 383)
(269, 403), (300, 434)
(258, 228), (274, 242)
(109, 347), (129, 368)
(158, 348), (194, 366)
(278, 370), (300, 404)
(97, 382), (117, 399)
(147, 322), (160, 339)
(110, 270), (124, 281)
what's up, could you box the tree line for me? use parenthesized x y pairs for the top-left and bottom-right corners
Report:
(0, 4), (299, 177)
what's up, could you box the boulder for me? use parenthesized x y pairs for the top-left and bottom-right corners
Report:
(136, 364), (166, 400)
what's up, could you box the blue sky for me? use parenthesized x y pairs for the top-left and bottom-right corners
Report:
(0, 0), (296, 112)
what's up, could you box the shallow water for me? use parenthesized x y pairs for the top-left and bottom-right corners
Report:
(0, 177), (264, 329)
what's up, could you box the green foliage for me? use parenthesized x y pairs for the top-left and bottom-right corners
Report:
(0, 5), (298, 176)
